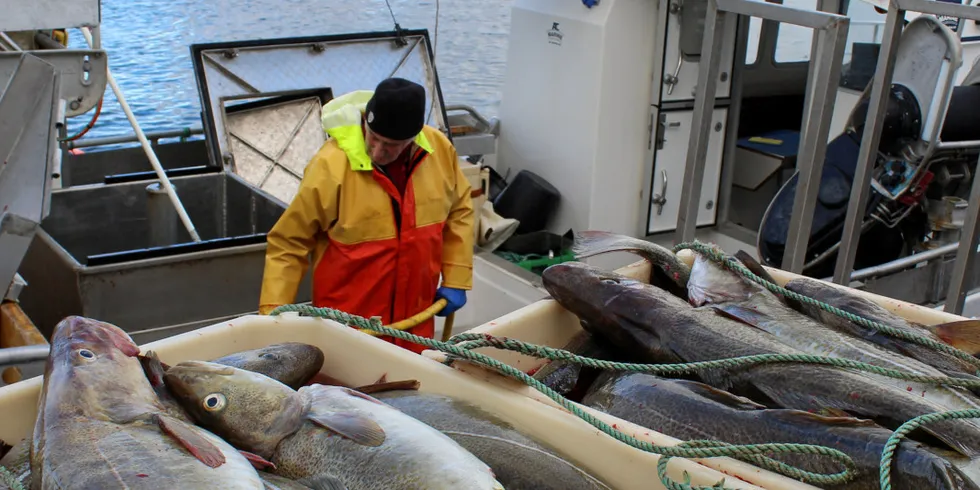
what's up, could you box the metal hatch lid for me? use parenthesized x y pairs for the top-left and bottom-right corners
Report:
(190, 29), (452, 184)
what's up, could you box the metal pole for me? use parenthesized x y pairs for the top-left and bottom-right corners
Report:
(79, 27), (202, 243)
(146, 182), (180, 248)
(837, 241), (959, 282)
(0, 345), (49, 367)
(780, 17), (849, 273)
(945, 152), (980, 314)
(676, 0), (728, 244)
(66, 126), (204, 149)
(831, 3), (905, 285)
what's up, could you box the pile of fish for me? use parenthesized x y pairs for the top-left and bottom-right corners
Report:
(0, 315), (613, 490)
(532, 230), (980, 490)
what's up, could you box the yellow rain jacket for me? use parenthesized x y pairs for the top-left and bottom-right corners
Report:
(259, 90), (474, 353)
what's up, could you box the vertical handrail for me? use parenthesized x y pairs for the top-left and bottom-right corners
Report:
(831, 4), (905, 285)
(946, 152), (980, 315)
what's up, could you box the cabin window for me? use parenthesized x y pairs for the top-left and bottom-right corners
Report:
(773, 0), (820, 63)
(838, 0), (887, 90)
(746, 17), (762, 64)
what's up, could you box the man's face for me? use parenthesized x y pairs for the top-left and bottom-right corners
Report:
(365, 125), (414, 166)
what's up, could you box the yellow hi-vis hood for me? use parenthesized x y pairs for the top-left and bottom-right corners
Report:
(320, 90), (434, 171)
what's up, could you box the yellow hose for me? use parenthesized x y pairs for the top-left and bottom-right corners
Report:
(360, 298), (455, 340)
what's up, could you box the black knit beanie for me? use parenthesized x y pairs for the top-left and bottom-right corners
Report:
(365, 78), (426, 140)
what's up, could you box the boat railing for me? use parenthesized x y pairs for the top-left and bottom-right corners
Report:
(828, 0), (980, 315)
(676, 0), (980, 315)
(676, 0), (850, 272)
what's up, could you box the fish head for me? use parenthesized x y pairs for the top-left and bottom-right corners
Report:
(163, 360), (306, 458)
(49, 315), (141, 363)
(213, 342), (325, 389)
(41, 316), (147, 410)
(542, 261), (647, 315)
(687, 252), (760, 306)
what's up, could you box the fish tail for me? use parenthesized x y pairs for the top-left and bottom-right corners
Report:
(921, 418), (980, 458)
(931, 320), (980, 355)
(572, 231), (690, 286)
(945, 460), (980, 490)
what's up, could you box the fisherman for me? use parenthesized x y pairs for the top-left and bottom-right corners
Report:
(258, 77), (475, 354)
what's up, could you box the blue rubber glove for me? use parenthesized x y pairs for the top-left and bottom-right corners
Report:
(435, 287), (467, 317)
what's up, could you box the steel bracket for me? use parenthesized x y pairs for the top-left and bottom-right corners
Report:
(0, 50), (107, 117)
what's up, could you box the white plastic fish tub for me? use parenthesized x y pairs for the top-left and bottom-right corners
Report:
(422, 252), (980, 490)
(0, 311), (775, 490)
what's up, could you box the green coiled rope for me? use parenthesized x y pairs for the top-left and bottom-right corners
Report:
(270, 239), (980, 490)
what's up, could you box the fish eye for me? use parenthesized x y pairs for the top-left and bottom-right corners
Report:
(601, 278), (619, 284)
(259, 352), (279, 360)
(203, 393), (227, 412)
(77, 349), (95, 360)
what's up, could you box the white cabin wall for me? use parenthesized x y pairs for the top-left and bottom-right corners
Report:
(496, 0), (606, 236)
(588, 0), (658, 239)
(496, 0), (657, 246)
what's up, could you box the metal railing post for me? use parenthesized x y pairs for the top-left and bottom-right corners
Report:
(673, 0), (850, 275)
(832, 3), (905, 285)
(676, 0), (729, 243)
(946, 152), (980, 315)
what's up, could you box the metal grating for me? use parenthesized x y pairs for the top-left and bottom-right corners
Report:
(223, 95), (326, 205)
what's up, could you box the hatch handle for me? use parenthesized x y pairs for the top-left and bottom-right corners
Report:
(652, 170), (668, 215)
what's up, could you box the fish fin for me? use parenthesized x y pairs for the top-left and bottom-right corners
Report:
(709, 304), (774, 332)
(734, 251), (780, 290)
(336, 386), (390, 406)
(571, 230), (690, 286)
(672, 379), (768, 410)
(355, 379), (420, 394)
(303, 372), (352, 388)
(139, 350), (167, 387)
(815, 407), (854, 418)
(239, 450), (276, 470)
(303, 475), (348, 490)
(153, 414), (226, 468)
(306, 411), (386, 447)
(932, 320), (980, 355)
(771, 410), (880, 428)
(374, 373), (388, 384)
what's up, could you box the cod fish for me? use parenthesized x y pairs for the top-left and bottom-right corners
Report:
(163, 361), (505, 490)
(532, 330), (626, 401)
(572, 230), (691, 295)
(782, 275), (980, 376)
(138, 342), (325, 424)
(685, 252), (980, 428)
(372, 390), (612, 490)
(541, 261), (980, 457)
(582, 371), (980, 490)
(30, 316), (263, 490)
(210, 342), (325, 389)
(259, 471), (312, 490)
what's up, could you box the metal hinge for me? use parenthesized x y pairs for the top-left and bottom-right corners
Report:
(647, 113), (655, 149)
